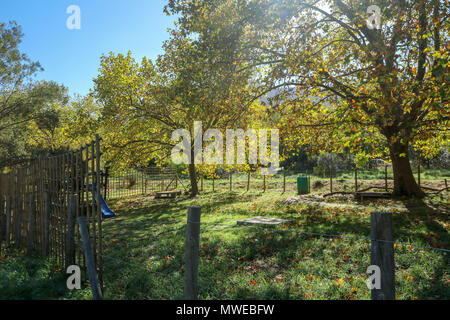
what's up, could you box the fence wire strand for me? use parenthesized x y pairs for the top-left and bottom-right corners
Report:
(197, 221), (450, 253)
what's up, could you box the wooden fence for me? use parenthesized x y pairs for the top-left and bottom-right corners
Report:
(105, 167), (178, 200)
(0, 135), (104, 286)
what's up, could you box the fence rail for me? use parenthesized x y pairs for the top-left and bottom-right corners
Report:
(171, 167), (449, 196)
(182, 207), (448, 300)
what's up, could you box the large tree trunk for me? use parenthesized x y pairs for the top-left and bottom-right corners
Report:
(389, 142), (425, 198)
(188, 163), (199, 197)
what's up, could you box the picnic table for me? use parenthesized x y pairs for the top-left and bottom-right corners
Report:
(155, 190), (182, 199)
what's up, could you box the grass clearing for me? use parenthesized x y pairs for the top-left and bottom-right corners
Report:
(0, 249), (92, 300)
(1, 177), (448, 300)
(101, 187), (449, 300)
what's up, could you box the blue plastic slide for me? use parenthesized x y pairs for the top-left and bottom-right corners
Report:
(98, 194), (115, 219)
(88, 184), (116, 219)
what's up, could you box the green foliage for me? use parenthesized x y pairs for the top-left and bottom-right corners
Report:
(27, 95), (101, 155)
(164, 0), (449, 196)
(355, 153), (370, 169)
(0, 21), (68, 168)
(93, 7), (258, 194)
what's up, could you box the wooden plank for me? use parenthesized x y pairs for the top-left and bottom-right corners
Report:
(155, 190), (181, 199)
(78, 216), (102, 300)
(44, 192), (50, 256)
(356, 192), (391, 197)
(184, 206), (201, 300)
(6, 196), (11, 247)
(370, 212), (395, 300)
(95, 134), (103, 289)
(66, 195), (76, 268)
(27, 194), (35, 255)
(15, 196), (23, 248)
(237, 216), (288, 226)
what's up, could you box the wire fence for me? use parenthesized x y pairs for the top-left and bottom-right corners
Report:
(177, 166), (449, 196)
(197, 221), (450, 253)
(135, 207), (448, 300)
(105, 167), (178, 200)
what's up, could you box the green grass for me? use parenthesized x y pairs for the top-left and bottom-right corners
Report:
(99, 188), (449, 300)
(0, 249), (92, 300)
(1, 178), (448, 300)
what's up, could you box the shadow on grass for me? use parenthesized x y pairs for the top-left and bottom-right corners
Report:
(0, 252), (87, 300)
(394, 198), (450, 249)
(101, 191), (449, 300)
(415, 253), (449, 300)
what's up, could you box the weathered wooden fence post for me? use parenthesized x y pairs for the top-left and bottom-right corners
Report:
(141, 170), (144, 195)
(26, 194), (35, 255)
(330, 168), (333, 193)
(78, 216), (103, 300)
(145, 178), (148, 194)
(201, 176), (204, 192)
(43, 192), (50, 256)
(229, 172), (232, 192)
(105, 167), (109, 200)
(370, 212), (395, 300)
(0, 196), (4, 252)
(355, 167), (358, 192)
(66, 195), (77, 268)
(283, 169), (286, 193)
(212, 176), (215, 192)
(6, 196), (11, 247)
(247, 172), (250, 191)
(15, 196), (23, 248)
(308, 172), (311, 193)
(263, 175), (266, 192)
(184, 206), (201, 300)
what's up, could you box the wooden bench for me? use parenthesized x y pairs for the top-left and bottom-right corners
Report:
(155, 190), (182, 199)
(356, 192), (391, 201)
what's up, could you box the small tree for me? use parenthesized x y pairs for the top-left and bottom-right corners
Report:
(94, 16), (254, 196)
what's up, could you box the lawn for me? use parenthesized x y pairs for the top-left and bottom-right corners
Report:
(1, 180), (448, 300)
(0, 249), (91, 300)
(99, 187), (449, 300)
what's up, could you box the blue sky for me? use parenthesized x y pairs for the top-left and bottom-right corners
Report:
(0, 0), (176, 97)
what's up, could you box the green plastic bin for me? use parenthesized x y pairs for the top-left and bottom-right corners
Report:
(297, 176), (310, 194)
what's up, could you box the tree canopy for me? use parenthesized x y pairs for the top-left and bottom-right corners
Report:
(0, 21), (68, 167)
(165, 0), (449, 197)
